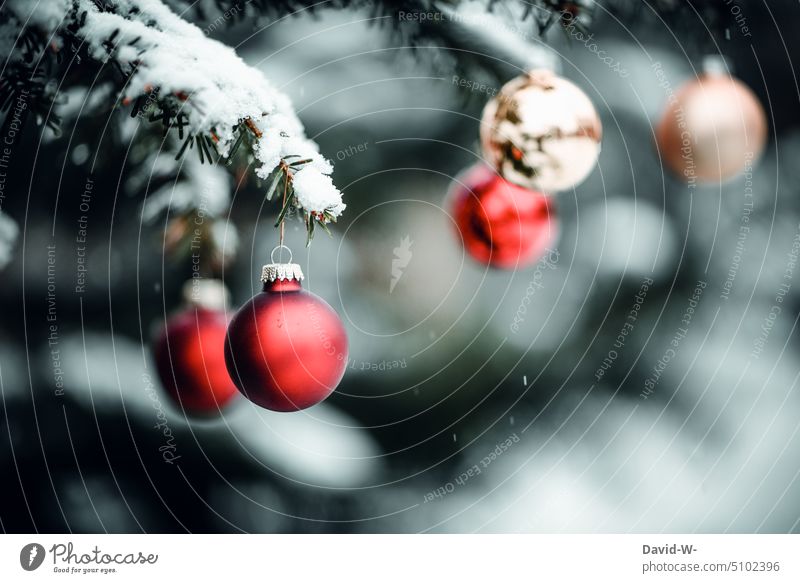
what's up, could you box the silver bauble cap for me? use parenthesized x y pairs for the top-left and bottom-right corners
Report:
(181, 278), (230, 310)
(260, 263), (304, 282)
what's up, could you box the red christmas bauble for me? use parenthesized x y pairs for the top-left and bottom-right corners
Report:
(224, 264), (348, 412)
(448, 163), (558, 269)
(154, 282), (239, 415)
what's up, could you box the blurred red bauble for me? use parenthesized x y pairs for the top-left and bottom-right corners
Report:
(154, 280), (239, 415)
(656, 68), (767, 182)
(448, 163), (558, 269)
(224, 264), (348, 412)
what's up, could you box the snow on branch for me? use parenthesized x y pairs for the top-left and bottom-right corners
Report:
(0, 210), (19, 270)
(77, 0), (344, 227)
(2, 0), (344, 244)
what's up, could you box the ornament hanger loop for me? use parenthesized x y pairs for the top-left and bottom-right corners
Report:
(271, 244), (293, 264)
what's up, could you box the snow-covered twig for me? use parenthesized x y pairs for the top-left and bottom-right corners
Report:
(77, 0), (344, 223)
(1, 0), (345, 241)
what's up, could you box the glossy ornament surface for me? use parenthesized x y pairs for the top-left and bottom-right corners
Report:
(480, 69), (602, 193)
(225, 265), (348, 412)
(448, 163), (558, 269)
(655, 72), (767, 182)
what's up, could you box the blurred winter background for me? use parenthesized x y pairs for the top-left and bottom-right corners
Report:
(2, 0), (800, 533)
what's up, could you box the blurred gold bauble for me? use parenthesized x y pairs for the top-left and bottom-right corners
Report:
(655, 73), (767, 182)
(480, 69), (602, 193)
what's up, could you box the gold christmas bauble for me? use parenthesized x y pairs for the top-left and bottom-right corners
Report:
(480, 69), (602, 193)
(655, 73), (767, 182)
